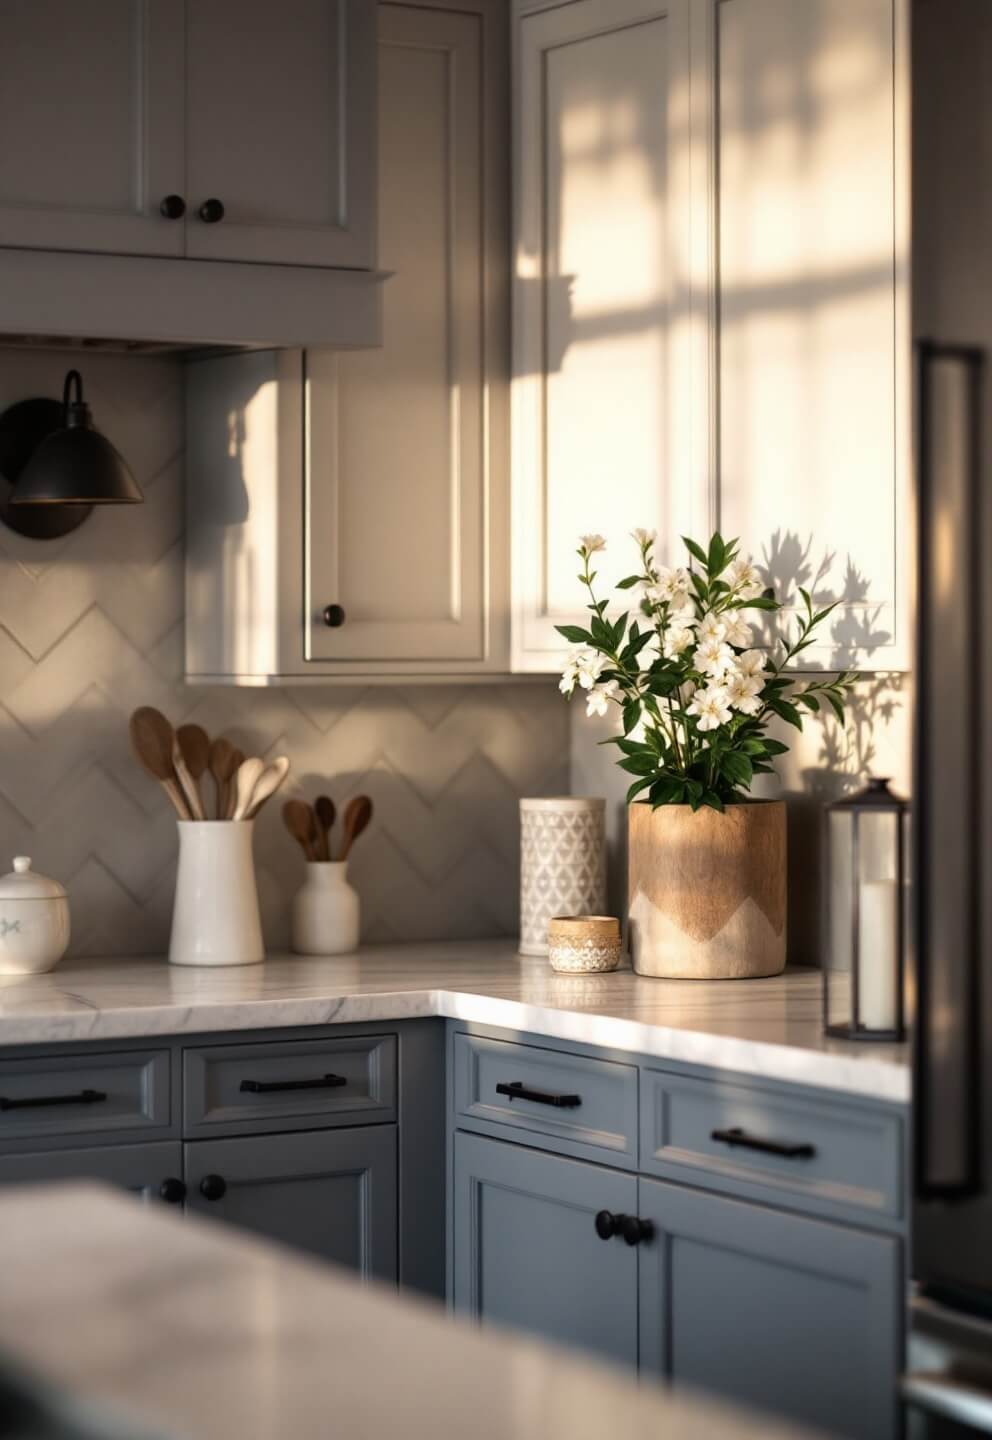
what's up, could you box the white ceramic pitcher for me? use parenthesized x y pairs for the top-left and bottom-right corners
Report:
(169, 821), (264, 967)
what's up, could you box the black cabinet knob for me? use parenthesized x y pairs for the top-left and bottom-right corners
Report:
(595, 1209), (628, 1240)
(158, 1177), (186, 1204)
(621, 1215), (654, 1247)
(322, 604), (346, 628)
(199, 1173), (227, 1201)
(160, 194), (186, 220)
(198, 198), (225, 224)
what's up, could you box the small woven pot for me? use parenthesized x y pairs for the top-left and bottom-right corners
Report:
(548, 915), (621, 974)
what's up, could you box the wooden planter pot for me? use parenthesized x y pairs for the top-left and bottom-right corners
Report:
(628, 800), (787, 979)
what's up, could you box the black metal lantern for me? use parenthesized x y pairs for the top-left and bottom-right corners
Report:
(0, 369), (142, 540)
(823, 777), (909, 1041)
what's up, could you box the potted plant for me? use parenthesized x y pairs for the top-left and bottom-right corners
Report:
(558, 530), (856, 978)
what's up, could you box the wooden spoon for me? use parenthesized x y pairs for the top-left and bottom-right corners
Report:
(128, 707), (190, 820)
(208, 738), (241, 821)
(338, 795), (373, 862)
(283, 798), (318, 861)
(231, 756), (265, 822)
(245, 756), (290, 818)
(177, 724), (211, 817)
(172, 738), (206, 821)
(314, 795), (336, 862)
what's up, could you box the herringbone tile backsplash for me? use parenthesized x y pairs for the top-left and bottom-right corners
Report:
(0, 349), (567, 955)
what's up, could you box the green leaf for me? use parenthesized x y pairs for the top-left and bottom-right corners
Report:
(707, 532), (726, 576)
(762, 738), (790, 756)
(745, 596), (779, 611)
(798, 586), (812, 616)
(682, 536), (708, 567)
(701, 791), (725, 813)
(622, 699), (641, 736)
(590, 615), (612, 647)
(626, 776), (654, 803)
(616, 575), (641, 590)
(611, 736), (650, 757)
(555, 624), (592, 645)
(769, 697), (804, 730)
(827, 693), (846, 723)
(741, 738), (767, 756)
(721, 751), (754, 787)
(617, 754), (657, 776)
(798, 693), (821, 712)
(650, 776), (685, 807)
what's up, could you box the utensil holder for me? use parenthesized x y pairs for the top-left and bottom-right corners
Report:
(291, 861), (360, 956)
(519, 797), (606, 956)
(169, 821), (264, 968)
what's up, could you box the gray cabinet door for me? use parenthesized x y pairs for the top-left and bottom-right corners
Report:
(0, 0), (185, 256)
(185, 0), (375, 268)
(185, 1126), (397, 1282)
(0, 1141), (183, 1203)
(638, 1177), (902, 1440)
(452, 1131), (638, 1366)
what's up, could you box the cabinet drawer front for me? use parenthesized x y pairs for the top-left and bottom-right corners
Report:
(183, 1035), (396, 1136)
(453, 1031), (637, 1166)
(640, 1068), (903, 1221)
(0, 1050), (170, 1147)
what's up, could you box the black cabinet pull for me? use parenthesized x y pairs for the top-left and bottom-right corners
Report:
(322, 604), (346, 628)
(0, 1088), (106, 1112)
(711, 1126), (816, 1160)
(495, 1081), (581, 1109)
(621, 1215), (654, 1247)
(594, 1209), (628, 1240)
(239, 1073), (347, 1095)
(159, 1177), (186, 1205)
(159, 194), (186, 220)
(199, 1174), (226, 1202)
(198, 198), (225, 224)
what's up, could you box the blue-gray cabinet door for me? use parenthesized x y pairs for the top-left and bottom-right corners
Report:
(185, 1126), (397, 1282)
(452, 1131), (638, 1366)
(0, 1141), (183, 1204)
(638, 1177), (902, 1440)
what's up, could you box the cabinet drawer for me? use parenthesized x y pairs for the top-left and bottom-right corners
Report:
(452, 1031), (638, 1167)
(640, 1068), (903, 1222)
(183, 1035), (396, 1137)
(0, 1050), (170, 1148)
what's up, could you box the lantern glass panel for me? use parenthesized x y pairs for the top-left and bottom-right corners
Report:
(826, 811), (853, 1029)
(856, 811), (900, 1032)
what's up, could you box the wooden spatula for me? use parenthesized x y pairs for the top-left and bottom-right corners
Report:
(338, 795), (373, 862)
(283, 798), (318, 860)
(231, 757), (265, 821)
(314, 795), (336, 862)
(208, 737), (241, 820)
(245, 756), (290, 818)
(129, 707), (190, 820)
(177, 724), (210, 818)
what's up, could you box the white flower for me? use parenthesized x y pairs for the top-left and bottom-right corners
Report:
(697, 610), (726, 643)
(736, 648), (768, 679)
(558, 646), (585, 696)
(646, 565), (691, 605)
(725, 671), (763, 715)
(696, 636), (734, 677)
(670, 598), (697, 625)
(687, 685), (733, 732)
(630, 528), (655, 548)
(585, 681), (619, 718)
(728, 557), (763, 599)
(579, 533), (606, 556)
(722, 612), (753, 649)
(576, 650), (607, 690)
(663, 623), (694, 659)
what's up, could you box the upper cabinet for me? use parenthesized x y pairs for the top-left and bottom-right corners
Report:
(184, 0), (375, 268)
(185, 0), (509, 682)
(511, 0), (910, 673)
(511, 0), (698, 671)
(0, 0), (381, 349)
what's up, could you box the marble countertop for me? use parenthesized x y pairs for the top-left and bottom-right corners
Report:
(0, 1183), (825, 1440)
(0, 940), (910, 1101)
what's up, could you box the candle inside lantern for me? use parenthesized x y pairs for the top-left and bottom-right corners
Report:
(857, 878), (898, 1031)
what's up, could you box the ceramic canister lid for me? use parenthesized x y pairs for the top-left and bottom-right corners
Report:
(0, 857), (67, 901)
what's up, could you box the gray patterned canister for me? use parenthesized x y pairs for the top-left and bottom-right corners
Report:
(519, 797), (607, 956)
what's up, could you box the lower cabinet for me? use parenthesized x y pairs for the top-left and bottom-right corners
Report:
(637, 1178), (902, 1440)
(451, 1131), (639, 1366)
(0, 1140), (183, 1203)
(185, 1125), (398, 1282)
(452, 1130), (901, 1440)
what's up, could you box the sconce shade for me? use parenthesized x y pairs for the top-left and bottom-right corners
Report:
(9, 370), (142, 507)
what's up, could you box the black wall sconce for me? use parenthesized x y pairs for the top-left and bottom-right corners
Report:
(0, 369), (143, 540)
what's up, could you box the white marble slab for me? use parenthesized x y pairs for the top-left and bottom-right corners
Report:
(0, 1183), (824, 1440)
(0, 941), (910, 1101)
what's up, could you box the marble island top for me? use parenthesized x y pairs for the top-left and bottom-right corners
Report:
(0, 940), (910, 1102)
(0, 1183), (824, 1440)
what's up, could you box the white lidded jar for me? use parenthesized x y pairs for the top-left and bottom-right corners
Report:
(291, 862), (360, 956)
(0, 857), (71, 975)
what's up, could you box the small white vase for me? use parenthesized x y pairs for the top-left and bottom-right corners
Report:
(291, 862), (360, 956)
(169, 821), (265, 968)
